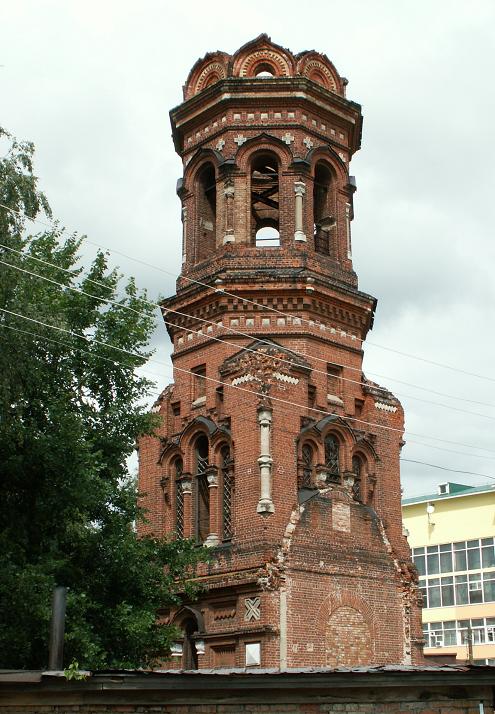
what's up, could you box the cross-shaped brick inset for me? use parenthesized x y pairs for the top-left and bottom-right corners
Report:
(216, 138), (225, 151)
(303, 137), (314, 149)
(234, 134), (247, 146)
(282, 132), (294, 145)
(244, 596), (261, 621)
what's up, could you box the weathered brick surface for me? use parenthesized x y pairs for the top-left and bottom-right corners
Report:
(137, 35), (423, 669)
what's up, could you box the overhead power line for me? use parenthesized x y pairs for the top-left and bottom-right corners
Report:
(400, 458), (495, 483)
(1, 248), (495, 426)
(1, 201), (495, 385)
(3, 318), (495, 477)
(2, 305), (495, 458)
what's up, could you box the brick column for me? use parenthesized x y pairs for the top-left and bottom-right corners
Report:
(181, 473), (193, 538)
(257, 406), (274, 514)
(223, 180), (235, 244)
(181, 206), (187, 264)
(205, 466), (220, 547)
(294, 181), (307, 242)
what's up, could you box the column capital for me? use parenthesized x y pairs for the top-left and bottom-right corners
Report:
(180, 473), (193, 494)
(206, 465), (219, 487)
(257, 407), (272, 425)
(294, 180), (306, 197)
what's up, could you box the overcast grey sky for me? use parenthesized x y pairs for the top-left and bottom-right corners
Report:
(2, 0), (495, 497)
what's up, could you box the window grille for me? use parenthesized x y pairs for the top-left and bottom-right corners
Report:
(221, 446), (234, 540)
(300, 443), (314, 488)
(175, 458), (184, 538)
(195, 435), (209, 542)
(324, 434), (340, 483)
(352, 455), (362, 501)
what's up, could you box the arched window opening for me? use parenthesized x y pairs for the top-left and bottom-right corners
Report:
(255, 226), (280, 247)
(313, 162), (335, 256)
(174, 457), (184, 538)
(299, 443), (314, 488)
(221, 445), (234, 540)
(324, 434), (340, 484)
(251, 153), (279, 246)
(195, 434), (209, 542)
(255, 63), (275, 78)
(196, 163), (216, 262)
(182, 616), (199, 669)
(352, 454), (363, 502)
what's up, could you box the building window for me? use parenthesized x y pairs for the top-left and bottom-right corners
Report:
(192, 365), (206, 405)
(412, 538), (495, 577)
(352, 454), (363, 501)
(413, 537), (495, 608)
(250, 152), (280, 246)
(195, 434), (209, 542)
(174, 457), (184, 538)
(300, 443), (314, 488)
(324, 434), (340, 484)
(419, 571), (495, 608)
(221, 445), (234, 540)
(423, 617), (495, 648)
(245, 642), (261, 666)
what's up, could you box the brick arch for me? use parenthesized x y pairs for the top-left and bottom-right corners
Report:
(316, 592), (376, 666)
(178, 420), (215, 473)
(235, 134), (293, 173)
(326, 606), (372, 666)
(158, 443), (183, 467)
(352, 440), (379, 467)
(231, 35), (295, 79)
(211, 434), (233, 462)
(182, 150), (222, 193)
(307, 146), (349, 184)
(183, 51), (230, 100)
(296, 52), (343, 95)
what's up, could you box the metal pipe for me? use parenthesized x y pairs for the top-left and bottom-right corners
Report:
(48, 586), (67, 670)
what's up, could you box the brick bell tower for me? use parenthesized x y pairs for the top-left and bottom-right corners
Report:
(138, 35), (424, 669)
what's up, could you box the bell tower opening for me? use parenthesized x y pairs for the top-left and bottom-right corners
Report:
(313, 161), (336, 257)
(250, 152), (280, 246)
(196, 162), (216, 262)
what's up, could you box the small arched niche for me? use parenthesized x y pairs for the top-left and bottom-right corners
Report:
(196, 162), (217, 262)
(313, 161), (336, 257)
(250, 152), (280, 246)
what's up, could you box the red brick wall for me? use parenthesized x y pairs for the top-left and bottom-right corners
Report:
(138, 37), (423, 669)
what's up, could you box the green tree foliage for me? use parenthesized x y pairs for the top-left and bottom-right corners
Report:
(0, 128), (205, 669)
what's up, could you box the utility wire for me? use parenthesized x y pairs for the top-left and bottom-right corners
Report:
(1, 249), (495, 426)
(4, 324), (492, 488)
(3, 318), (495, 473)
(2, 305), (495, 457)
(400, 459), (495, 483)
(2, 201), (495, 385)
